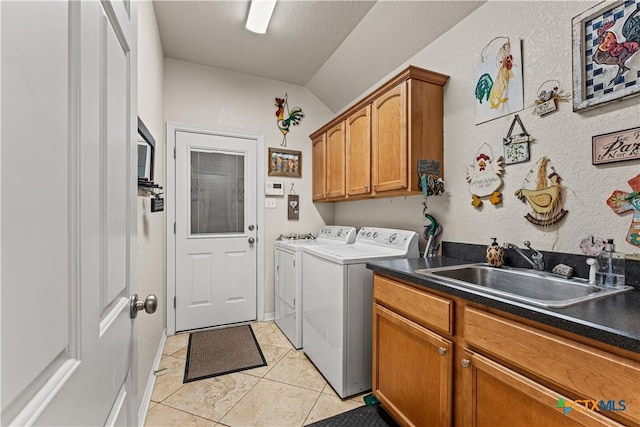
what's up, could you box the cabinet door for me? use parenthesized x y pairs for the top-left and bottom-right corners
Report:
(373, 304), (452, 427)
(461, 350), (623, 427)
(312, 134), (327, 200)
(372, 83), (407, 193)
(326, 122), (346, 199)
(346, 106), (371, 196)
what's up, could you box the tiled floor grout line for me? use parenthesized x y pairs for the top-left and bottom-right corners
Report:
(214, 371), (266, 426)
(301, 387), (325, 427)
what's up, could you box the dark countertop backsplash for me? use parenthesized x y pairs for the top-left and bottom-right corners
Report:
(442, 241), (640, 290)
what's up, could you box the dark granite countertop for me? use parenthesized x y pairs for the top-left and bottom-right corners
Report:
(367, 257), (640, 354)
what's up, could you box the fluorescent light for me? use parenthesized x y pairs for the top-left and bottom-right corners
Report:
(246, 0), (277, 34)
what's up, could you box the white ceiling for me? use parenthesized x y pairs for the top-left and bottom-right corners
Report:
(154, 1), (484, 112)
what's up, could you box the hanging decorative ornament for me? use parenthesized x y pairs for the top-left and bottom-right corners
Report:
(532, 80), (570, 116)
(465, 143), (505, 208)
(288, 183), (299, 220)
(275, 94), (305, 147)
(515, 156), (568, 226)
(503, 114), (532, 165)
(418, 159), (445, 198)
(606, 173), (640, 247)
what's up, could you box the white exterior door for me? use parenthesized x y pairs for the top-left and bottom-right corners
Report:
(175, 130), (258, 331)
(1, 1), (139, 426)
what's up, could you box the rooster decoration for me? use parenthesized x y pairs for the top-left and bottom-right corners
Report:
(515, 157), (568, 226)
(475, 42), (515, 110)
(275, 94), (305, 146)
(593, 6), (640, 86)
(465, 143), (505, 208)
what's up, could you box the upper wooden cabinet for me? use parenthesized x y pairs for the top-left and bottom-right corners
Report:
(310, 66), (449, 202)
(372, 83), (407, 193)
(311, 134), (327, 200)
(346, 106), (371, 197)
(326, 122), (346, 199)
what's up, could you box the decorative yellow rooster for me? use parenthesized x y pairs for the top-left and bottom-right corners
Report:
(275, 94), (305, 146)
(515, 157), (568, 226)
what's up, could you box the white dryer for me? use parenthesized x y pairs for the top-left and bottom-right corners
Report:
(302, 227), (418, 398)
(274, 226), (356, 349)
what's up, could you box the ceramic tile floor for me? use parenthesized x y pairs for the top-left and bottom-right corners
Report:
(145, 321), (367, 426)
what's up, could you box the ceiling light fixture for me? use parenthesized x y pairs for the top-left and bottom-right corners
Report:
(246, 0), (277, 34)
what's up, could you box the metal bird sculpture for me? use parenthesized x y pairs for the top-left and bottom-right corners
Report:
(275, 94), (305, 146)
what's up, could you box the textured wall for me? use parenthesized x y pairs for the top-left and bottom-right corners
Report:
(137, 1), (166, 409)
(335, 1), (640, 257)
(164, 59), (335, 315)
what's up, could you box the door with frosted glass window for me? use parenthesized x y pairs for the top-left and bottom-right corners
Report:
(175, 131), (257, 331)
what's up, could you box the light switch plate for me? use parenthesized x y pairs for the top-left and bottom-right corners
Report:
(265, 198), (276, 209)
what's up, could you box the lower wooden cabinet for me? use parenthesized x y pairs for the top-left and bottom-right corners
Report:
(372, 273), (640, 427)
(461, 350), (623, 427)
(372, 303), (452, 427)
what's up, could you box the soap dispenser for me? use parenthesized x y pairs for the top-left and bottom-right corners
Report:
(486, 238), (505, 267)
(596, 239), (625, 288)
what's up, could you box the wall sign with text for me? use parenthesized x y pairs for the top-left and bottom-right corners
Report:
(592, 126), (640, 165)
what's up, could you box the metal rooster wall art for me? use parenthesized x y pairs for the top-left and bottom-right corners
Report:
(275, 94), (305, 146)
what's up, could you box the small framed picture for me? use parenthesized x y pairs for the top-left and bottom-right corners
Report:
(268, 147), (302, 178)
(572, 0), (640, 112)
(592, 126), (640, 165)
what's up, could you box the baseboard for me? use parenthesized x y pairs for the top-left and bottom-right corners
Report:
(138, 329), (166, 427)
(263, 312), (275, 321)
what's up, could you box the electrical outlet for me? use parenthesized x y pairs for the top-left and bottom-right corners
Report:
(265, 198), (276, 209)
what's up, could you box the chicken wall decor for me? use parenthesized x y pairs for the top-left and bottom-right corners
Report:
(515, 157), (568, 227)
(474, 37), (524, 124)
(465, 143), (504, 208)
(275, 94), (305, 147)
(572, 1), (640, 111)
(606, 173), (640, 247)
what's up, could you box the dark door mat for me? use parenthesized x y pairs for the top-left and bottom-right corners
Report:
(183, 325), (266, 383)
(307, 404), (400, 427)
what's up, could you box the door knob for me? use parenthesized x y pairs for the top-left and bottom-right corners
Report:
(129, 294), (158, 318)
(248, 237), (256, 244)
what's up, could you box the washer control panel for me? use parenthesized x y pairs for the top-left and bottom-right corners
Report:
(357, 227), (417, 249)
(317, 226), (357, 243)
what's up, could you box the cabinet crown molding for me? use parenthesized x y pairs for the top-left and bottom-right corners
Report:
(310, 65), (449, 139)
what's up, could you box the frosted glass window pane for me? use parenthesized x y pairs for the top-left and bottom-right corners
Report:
(190, 150), (244, 235)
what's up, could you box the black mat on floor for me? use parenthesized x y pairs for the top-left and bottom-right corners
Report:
(183, 325), (266, 383)
(308, 405), (400, 427)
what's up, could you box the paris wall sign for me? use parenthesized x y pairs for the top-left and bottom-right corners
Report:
(592, 126), (640, 165)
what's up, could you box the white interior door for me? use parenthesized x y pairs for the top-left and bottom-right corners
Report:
(175, 131), (257, 331)
(1, 1), (139, 425)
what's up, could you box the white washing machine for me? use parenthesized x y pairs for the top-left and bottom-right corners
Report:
(274, 226), (356, 349)
(302, 227), (418, 398)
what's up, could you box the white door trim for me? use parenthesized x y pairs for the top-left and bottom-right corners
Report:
(166, 122), (265, 335)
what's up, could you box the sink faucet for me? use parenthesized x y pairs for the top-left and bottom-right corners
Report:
(503, 241), (545, 271)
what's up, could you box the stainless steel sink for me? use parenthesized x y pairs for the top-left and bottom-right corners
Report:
(414, 264), (633, 308)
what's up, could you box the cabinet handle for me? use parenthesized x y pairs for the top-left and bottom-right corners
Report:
(461, 359), (471, 368)
(438, 347), (447, 356)
(364, 184), (368, 191)
(372, 183), (377, 189)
